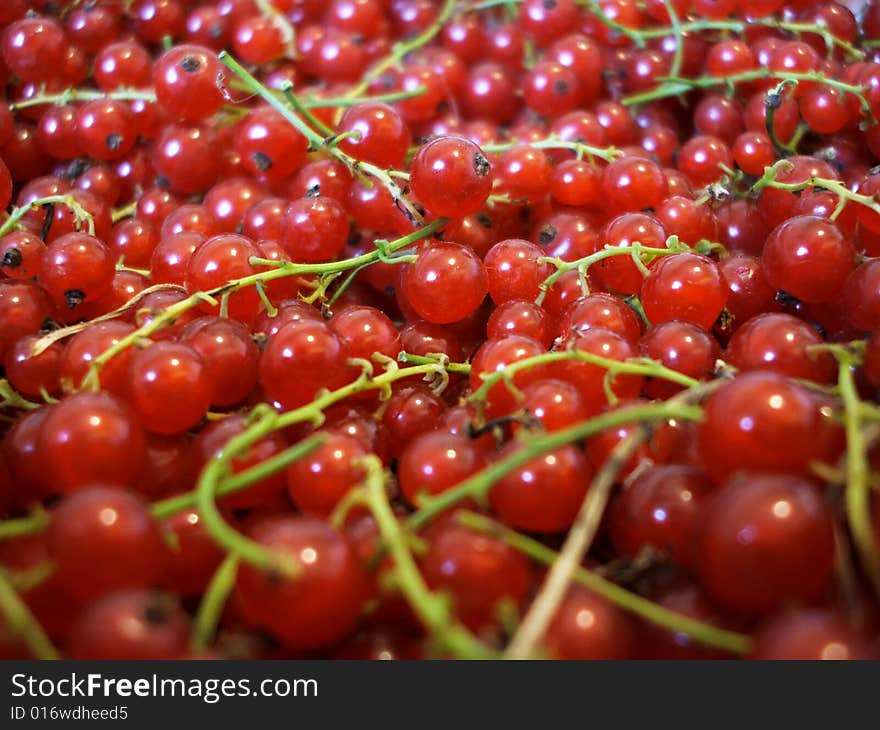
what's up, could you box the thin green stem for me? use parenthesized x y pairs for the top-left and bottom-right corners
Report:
(505, 424), (649, 658)
(9, 87), (156, 111)
(838, 354), (880, 597)
(469, 350), (700, 408)
(397, 351), (472, 375)
(0, 568), (60, 660)
(0, 512), (50, 541)
(408, 401), (704, 530)
(152, 434), (328, 521)
(623, 69), (872, 119)
(345, 0), (457, 99)
(304, 86), (428, 109)
(457, 512), (754, 656)
(219, 52), (424, 227)
(359, 457), (495, 659)
(78, 220), (444, 388)
(191, 556), (239, 651)
(0, 194), (94, 238)
(536, 241), (683, 305)
(481, 136), (621, 163)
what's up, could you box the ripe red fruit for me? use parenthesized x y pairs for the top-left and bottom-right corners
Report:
(697, 473), (835, 614)
(128, 342), (213, 435)
(762, 215), (856, 303)
(49, 487), (166, 600)
(490, 444), (592, 533)
(641, 253), (727, 330)
(259, 319), (355, 410)
(235, 516), (369, 650)
(68, 590), (189, 660)
(421, 521), (532, 631)
(410, 135), (493, 217)
(545, 586), (635, 659)
(696, 371), (823, 483)
(152, 44), (225, 122)
(402, 241), (488, 324)
(38, 392), (146, 494)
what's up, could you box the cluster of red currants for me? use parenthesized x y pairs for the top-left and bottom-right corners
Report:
(1, 0), (880, 661)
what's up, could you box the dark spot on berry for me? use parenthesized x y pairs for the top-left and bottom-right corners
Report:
(106, 133), (123, 151)
(476, 212), (493, 229)
(775, 289), (800, 308)
(870, 164), (880, 177)
(539, 225), (557, 245)
(252, 332), (268, 351)
(155, 176), (171, 189)
(1, 248), (23, 269)
(64, 159), (91, 180)
(40, 318), (61, 334)
(305, 184), (321, 198)
(209, 23), (223, 39)
(554, 79), (570, 96)
(542, 0), (557, 8)
(64, 289), (86, 309)
(251, 151), (273, 172)
(180, 55), (201, 73)
(143, 596), (173, 625)
(473, 151), (490, 178)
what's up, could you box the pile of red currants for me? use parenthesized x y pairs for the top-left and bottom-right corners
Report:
(1, 0), (880, 661)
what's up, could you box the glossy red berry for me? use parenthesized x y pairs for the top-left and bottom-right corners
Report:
(697, 371), (823, 483)
(152, 44), (225, 122)
(48, 486), (166, 601)
(762, 216), (856, 303)
(697, 473), (835, 614)
(128, 342), (213, 435)
(490, 443), (591, 533)
(39, 392), (146, 493)
(422, 521), (532, 631)
(402, 241), (488, 324)
(235, 516), (369, 649)
(410, 135), (493, 217)
(259, 319), (355, 410)
(641, 253), (727, 330)
(280, 195), (349, 263)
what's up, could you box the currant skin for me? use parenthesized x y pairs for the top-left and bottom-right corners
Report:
(234, 516), (370, 650)
(409, 135), (493, 218)
(697, 473), (835, 615)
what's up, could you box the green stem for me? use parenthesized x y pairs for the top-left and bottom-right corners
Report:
(193, 361), (451, 572)
(345, 0), (457, 99)
(481, 136), (621, 163)
(622, 69), (872, 118)
(408, 401), (704, 530)
(0, 568), (60, 660)
(469, 350), (699, 407)
(152, 434), (328, 520)
(219, 52), (424, 227)
(397, 351), (472, 375)
(359, 457), (495, 659)
(0, 512), (50, 541)
(80, 220), (444, 388)
(457, 512), (753, 656)
(751, 160), (880, 221)
(0, 194), (94, 238)
(0, 379), (40, 411)
(304, 86), (428, 108)
(191, 556), (239, 652)
(9, 87), (156, 111)
(838, 355), (880, 597)
(505, 424), (649, 658)
(536, 241), (683, 305)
